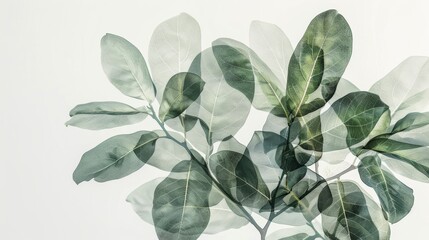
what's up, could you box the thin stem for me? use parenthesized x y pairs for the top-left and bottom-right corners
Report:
(324, 165), (357, 182)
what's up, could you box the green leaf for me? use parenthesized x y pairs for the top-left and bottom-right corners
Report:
(370, 57), (429, 122)
(189, 48), (252, 142)
(331, 91), (390, 147)
(73, 131), (160, 184)
(158, 72), (205, 122)
(148, 13), (201, 102)
(152, 160), (212, 240)
(66, 101), (147, 130)
(365, 137), (429, 179)
(101, 34), (155, 102)
(247, 131), (284, 190)
(358, 155), (414, 223)
(286, 9), (352, 117)
(320, 181), (390, 240)
(392, 112), (429, 133)
(249, 20), (293, 87)
(215, 38), (288, 116)
(209, 150), (270, 208)
(212, 40), (255, 102)
(282, 167), (331, 222)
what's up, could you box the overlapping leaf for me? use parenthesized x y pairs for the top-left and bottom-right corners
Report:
(159, 72), (205, 122)
(73, 131), (160, 184)
(358, 155), (414, 223)
(320, 181), (390, 240)
(331, 91), (390, 147)
(188, 47), (252, 142)
(286, 10), (352, 117)
(152, 160), (212, 240)
(209, 150), (270, 208)
(149, 13), (201, 102)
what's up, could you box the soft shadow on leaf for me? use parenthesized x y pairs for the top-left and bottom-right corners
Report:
(320, 181), (390, 240)
(188, 47), (252, 142)
(149, 13), (201, 103)
(209, 150), (270, 208)
(158, 72), (205, 122)
(152, 160), (212, 240)
(73, 131), (161, 184)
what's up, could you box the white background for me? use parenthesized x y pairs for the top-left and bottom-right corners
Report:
(1, 0), (429, 239)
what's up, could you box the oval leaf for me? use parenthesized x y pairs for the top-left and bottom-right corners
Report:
(209, 150), (270, 208)
(159, 72), (205, 122)
(320, 181), (390, 240)
(101, 34), (155, 101)
(73, 131), (160, 184)
(212, 40), (255, 102)
(66, 101), (147, 130)
(152, 160), (212, 240)
(358, 155), (414, 223)
(331, 91), (390, 147)
(286, 9), (352, 117)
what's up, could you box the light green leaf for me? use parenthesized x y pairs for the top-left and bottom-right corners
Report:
(286, 9), (352, 117)
(358, 155), (414, 223)
(249, 20), (293, 87)
(365, 137), (429, 179)
(101, 34), (155, 101)
(392, 112), (429, 133)
(247, 131), (284, 190)
(370, 57), (429, 122)
(149, 13), (201, 102)
(320, 181), (390, 240)
(66, 101), (147, 130)
(209, 150), (270, 208)
(152, 160), (212, 240)
(331, 91), (390, 147)
(73, 131), (160, 184)
(189, 48), (252, 142)
(212, 40), (255, 102)
(159, 72), (205, 122)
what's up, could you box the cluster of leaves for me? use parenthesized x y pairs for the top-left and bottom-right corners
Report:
(67, 9), (429, 240)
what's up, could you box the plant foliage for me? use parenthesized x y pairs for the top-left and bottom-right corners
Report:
(67, 10), (429, 240)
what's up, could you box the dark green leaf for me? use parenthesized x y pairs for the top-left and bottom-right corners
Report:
(159, 72), (205, 122)
(101, 34), (155, 101)
(358, 155), (414, 223)
(73, 131), (160, 184)
(286, 10), (352, 117)
(320, 181), (390, 240)
(212, 41), (255, 102)
(209, 150), (270, 208)
(66, 101), (148, 130)
(152, 160), (212, 240)
(331, 91), (390, 147)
